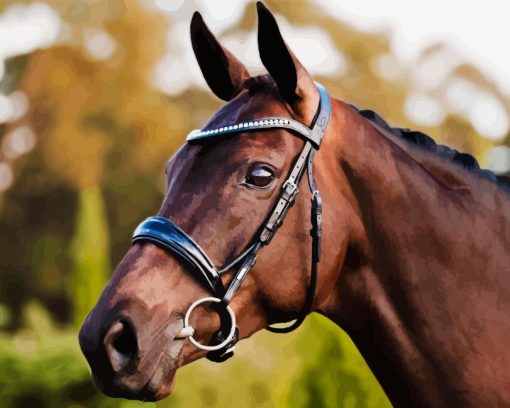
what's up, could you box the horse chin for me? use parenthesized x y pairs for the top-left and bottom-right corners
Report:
(141, 338), (186, 401)
(92, 338), (186, 402)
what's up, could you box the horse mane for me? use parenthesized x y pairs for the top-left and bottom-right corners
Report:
(242, 75), (510, 191)
(354, 107), (510, 191)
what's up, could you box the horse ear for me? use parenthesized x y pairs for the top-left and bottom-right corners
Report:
(256, 2), (318, 121)
(190, 12), (250, 101)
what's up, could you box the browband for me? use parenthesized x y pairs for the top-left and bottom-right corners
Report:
(188, 117), (321, 148)
(187, 83), (331, 149)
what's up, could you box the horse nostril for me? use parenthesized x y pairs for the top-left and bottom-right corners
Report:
(113, 324), (138, 356)
(104, 320), (138, 372)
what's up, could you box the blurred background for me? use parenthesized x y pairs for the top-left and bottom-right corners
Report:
(1, 0), (509, 406)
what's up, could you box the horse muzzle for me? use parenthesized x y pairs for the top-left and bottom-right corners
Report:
(79, 313), (186, 401)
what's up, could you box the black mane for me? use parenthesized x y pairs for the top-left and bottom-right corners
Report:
(354, 107), (510, 190)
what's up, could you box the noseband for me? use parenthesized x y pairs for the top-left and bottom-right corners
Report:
(132, 83), (331, 362)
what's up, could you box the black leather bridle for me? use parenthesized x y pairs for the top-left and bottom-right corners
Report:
(132, 83), (331, 362)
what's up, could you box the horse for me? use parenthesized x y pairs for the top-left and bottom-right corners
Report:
(78, 2), (510, 405)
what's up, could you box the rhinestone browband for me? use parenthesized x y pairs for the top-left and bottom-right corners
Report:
(186, 116), (322, 148)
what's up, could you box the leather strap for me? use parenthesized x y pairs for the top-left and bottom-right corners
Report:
(259, 142), (312, 243)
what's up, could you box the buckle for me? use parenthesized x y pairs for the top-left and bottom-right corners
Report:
(281, 180), (298, 203)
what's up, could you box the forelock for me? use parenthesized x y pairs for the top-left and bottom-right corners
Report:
(243, 75), (280, 97)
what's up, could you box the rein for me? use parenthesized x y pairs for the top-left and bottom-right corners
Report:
(132, 83), (331, 362)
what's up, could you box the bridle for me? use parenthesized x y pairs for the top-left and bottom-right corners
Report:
(132, 83), (331, 361)
(132, 83), (331, 362)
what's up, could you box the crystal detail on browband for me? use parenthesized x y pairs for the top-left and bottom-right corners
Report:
(188, 118), (292, 139)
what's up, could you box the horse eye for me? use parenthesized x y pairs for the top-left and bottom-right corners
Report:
(245, 165), (275, 188)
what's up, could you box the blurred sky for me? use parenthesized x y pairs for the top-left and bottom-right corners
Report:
(318, 0), (510, 94)
(151, 0), (510, 93)
(2, 0), (509, 88)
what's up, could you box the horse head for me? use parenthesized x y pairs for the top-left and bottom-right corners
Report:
(78, 2), (350, 401)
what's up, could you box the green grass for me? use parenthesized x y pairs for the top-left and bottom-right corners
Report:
(0, 303), (390, 407)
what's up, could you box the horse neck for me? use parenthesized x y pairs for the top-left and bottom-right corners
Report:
(320, 100), (510, 406)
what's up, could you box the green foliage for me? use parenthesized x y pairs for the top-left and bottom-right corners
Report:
(0, 305), (389, 408)
(68, 186), (110, 327)
(0, 303), (145, 407)
(287, 316), (390, 408)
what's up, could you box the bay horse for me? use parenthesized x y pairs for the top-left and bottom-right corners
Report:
(79, 3), (510, 405)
